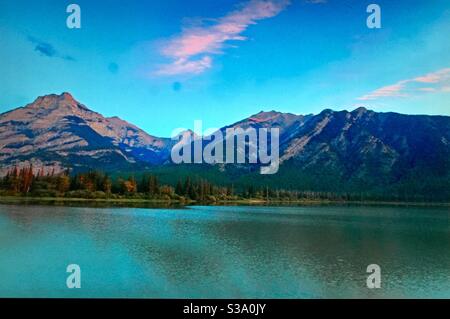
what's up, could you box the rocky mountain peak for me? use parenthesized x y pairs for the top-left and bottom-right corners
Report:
(33, 92), (75, 105)
(249, 110), (282, 122)
(351, 106), (370, 117)
(24, 92), (89, 116)
(0, 92), (174, 173)
(353, 106), (368, 113)
(319, 108), (334, 116)
(60, 91), (74, 98)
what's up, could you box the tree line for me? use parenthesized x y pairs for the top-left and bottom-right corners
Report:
(0, 165), (236, 201)
(0, 165), (446, 202)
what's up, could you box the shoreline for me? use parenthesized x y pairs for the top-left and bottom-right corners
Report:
(0, 196), (449, 208)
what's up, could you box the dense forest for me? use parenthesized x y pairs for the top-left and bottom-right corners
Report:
(0, 165), (239, 201)
(0, 164), (448, 203)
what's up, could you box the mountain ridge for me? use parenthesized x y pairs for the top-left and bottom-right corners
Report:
(1, 92), (449, 200)
(0, 92), (174, 174)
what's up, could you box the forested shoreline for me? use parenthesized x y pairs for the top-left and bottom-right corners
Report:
(0, 165), (448, 203)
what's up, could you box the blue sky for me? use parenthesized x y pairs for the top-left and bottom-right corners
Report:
(0, 0), (449, 136)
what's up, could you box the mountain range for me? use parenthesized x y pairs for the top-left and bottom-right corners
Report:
(1, 92), (449, 199)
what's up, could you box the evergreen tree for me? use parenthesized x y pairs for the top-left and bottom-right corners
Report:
(175, 180), (183, 196)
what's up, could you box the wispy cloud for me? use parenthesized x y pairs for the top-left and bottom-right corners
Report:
(358, 68), (450, 101)
(154, 0), (290, 76)
(413, 68), (450, 83)
(156, 56), (212, 76)
(27, 36), (75, 61)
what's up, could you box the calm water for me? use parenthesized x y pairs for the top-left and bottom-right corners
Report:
(0, 204), (449, 298)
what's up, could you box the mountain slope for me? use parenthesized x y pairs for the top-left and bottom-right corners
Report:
(0, 92), (172, 173)
(167, 107), (450, 199)
(280, 107), (450, 182)
(1, 92), (449, 199)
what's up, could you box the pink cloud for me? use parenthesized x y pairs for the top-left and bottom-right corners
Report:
(154, 0), (290, 76)
(418, 87), (437, 92)
(154, 56), (212, 76)
(414, 68), (450, 83)
(358, 81), (409, 101)
(358, 68), (450, 101)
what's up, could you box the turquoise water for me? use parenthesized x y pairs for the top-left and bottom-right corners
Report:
(0, 204), (449, 298)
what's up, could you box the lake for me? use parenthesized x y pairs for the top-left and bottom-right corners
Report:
(0, 204), (449, 298)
